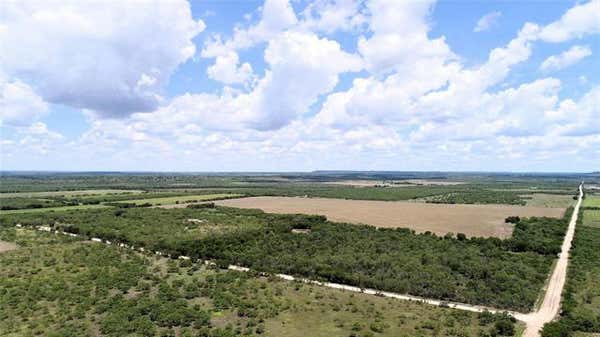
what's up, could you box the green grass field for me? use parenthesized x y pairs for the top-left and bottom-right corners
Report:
(583, 210), (600, 228)
(0, 189), (143, 198)
(114, 193), (244, 205)
(523, 193), (575, 208)
(0, 203), (109, 214)
(584, 196), (600, 208)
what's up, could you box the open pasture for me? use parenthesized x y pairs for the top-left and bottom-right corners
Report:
(0, 189), (143, 198)
(116, 193), (243, 206)
(583, 210), (600, 228)
(523, 193), (575, 208)
(0, 204), (109, 214)
(217, 196), (566, 238)
(584, 196), (600, 208)
(321, 179), (465, 187)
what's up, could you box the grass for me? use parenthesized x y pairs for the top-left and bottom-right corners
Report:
(583, 209), (600, 228)
(0, 228), (520, 337)
(0, 226), (82, 247)
(0, 203), (109, 214)
(584, 196), (600, 208)
(114, 193), (244, 206)
(0, 206), (569, 312)
(0, 189), (143, 198)
(523, 193), (575, 208)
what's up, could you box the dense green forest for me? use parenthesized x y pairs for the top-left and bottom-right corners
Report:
(1, 205), (571, 312)
(541, 211), (600, 337)
(0, 227), (519, 337)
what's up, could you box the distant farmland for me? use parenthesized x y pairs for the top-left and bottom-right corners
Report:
(115, 193), (243, 206)
(217, 196), (566, 238)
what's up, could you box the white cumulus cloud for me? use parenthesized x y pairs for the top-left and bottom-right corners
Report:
(0, 77), (48, 126)
(473, 11), (502, 32)
(537, 0), (600, 42)
(0, 0), (205, 117)
(540, 45), (592, 72)
(207, 52), (254, 85)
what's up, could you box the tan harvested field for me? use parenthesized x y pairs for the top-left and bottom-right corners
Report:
(216, 196), (566, 238)
(0, 241), (18, 253)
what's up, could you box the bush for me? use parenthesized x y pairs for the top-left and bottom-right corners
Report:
(541, 321), (572, 337)
(187, 203), (215, 209)
(505, 216), (520, 224)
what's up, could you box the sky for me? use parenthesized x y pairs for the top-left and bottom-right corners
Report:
(0, 0), (599, 172)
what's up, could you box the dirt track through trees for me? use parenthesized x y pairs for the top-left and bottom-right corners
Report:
(216, 197), (565, 238)
(517, 183), (584, 337)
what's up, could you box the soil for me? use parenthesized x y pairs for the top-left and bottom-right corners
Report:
(0, 240), (18, 253)
(216, 196), (565, 238)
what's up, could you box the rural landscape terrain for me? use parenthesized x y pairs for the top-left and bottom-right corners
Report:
(1, 171), (599, 337)
(1, 0), (599, 336)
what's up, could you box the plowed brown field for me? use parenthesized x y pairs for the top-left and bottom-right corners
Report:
(216, 197), (566, 238)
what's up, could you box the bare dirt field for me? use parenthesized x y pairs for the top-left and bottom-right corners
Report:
(216, 197), (566, 238)
(0, 241), (18, 253)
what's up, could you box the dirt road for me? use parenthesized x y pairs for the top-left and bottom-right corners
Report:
(517, 183), (584, 336)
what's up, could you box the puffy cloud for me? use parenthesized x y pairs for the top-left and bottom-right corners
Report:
(540, 45), (592, 72)
(357, 0), (455, 75)
(547, 86), (600, 136)
(537, 0), (600, 42)
(206, 52), (254, 85)
(201, 0), (297, 58)
(0, 0), (204, 117)
(0, 77), (48, 126)
(299, 0), (367, 33)
(473, 11), (502, 32)
(141, 31), (363, 132)
(13, 122), (64, 156)
(315, 2), (538, 130)
(3, 0), (600, 171)
(251, 31), (362, 129)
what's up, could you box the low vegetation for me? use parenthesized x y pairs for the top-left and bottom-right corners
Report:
(541, 211), (600, 337)
(422, 190), (526, 205)
(523, 193), (575, 208)
(113, 193), (243, 206)
(583, 196), (600, 208)
(1, 206), (572, 312)
(583, 210), (600, 228)
(0, 228), (521, 337)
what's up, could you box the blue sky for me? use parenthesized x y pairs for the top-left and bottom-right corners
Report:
(1, 0), (599, 172)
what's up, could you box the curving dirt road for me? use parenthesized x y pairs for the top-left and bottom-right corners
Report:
(517, 183), (584, 336)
